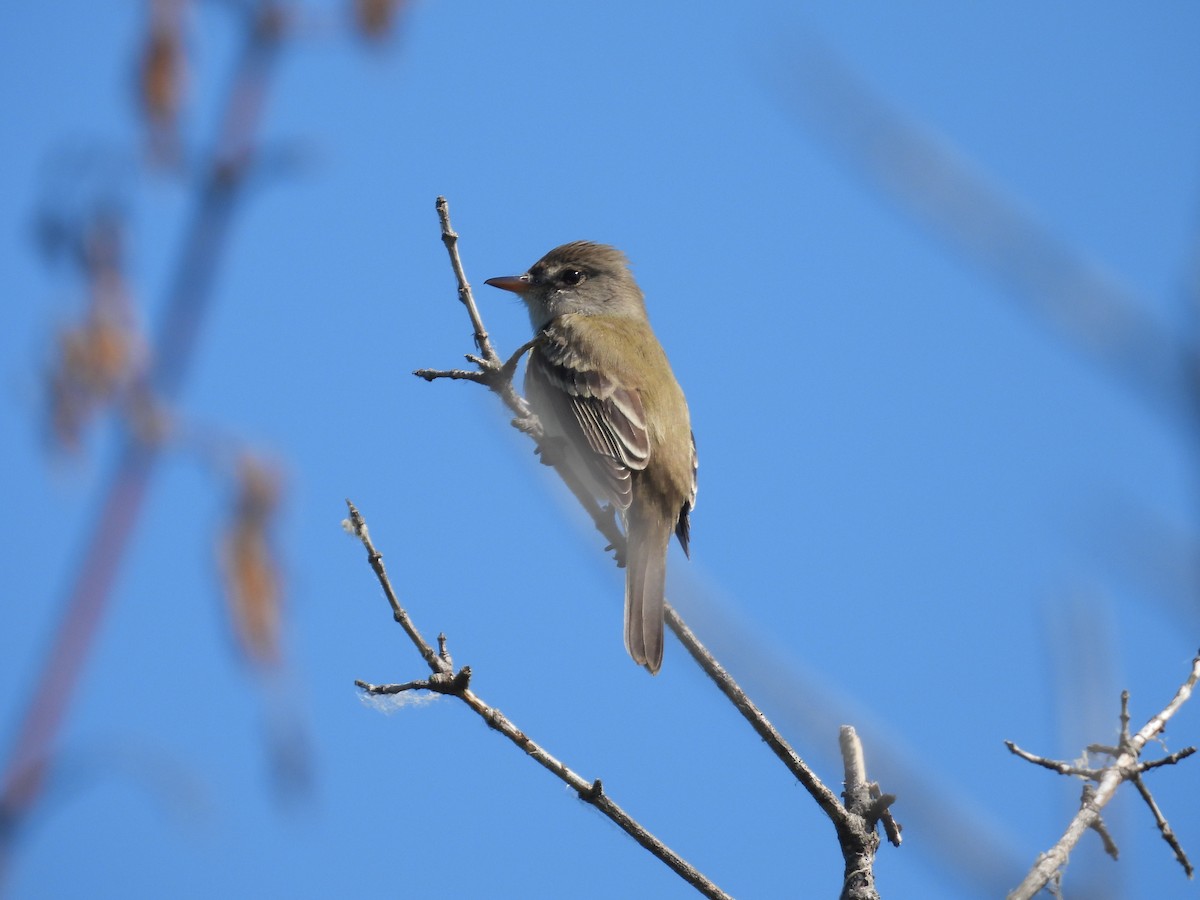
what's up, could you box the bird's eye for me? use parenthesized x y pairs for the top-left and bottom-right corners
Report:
(561, 269), (585, 286)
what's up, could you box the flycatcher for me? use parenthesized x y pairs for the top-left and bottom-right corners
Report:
(486, 242), (697, 674)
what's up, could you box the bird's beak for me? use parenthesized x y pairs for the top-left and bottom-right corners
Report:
(484, 274), (532, 294)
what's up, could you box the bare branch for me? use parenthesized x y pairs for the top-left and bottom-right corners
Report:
(412, 366), (488, 384)
(345, 501), (732, 900)
(355, 678), (430, 695)
(1132, 774), (1194, 878)
(1007, 652), (1200, 899)
(668, 606), (843, 820)
(355, 668), (470, 696)
(1081, 785), (1119, 861)
(1004, 741), (1102, 780)
(435, 195), (496, 364)
(343, 501), (446, 675)
(836, 726), (883, 900)
(870, 783), (902, 849)
(421, 196), (534, 424)
(1138, 746), (1197, 773)
(1132, 659), (1200, 749)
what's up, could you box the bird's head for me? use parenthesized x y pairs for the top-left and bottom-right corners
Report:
(486, 241), (646, 330)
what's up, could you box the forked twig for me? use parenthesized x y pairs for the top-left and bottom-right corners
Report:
(345, 501), (732, 900)
(1006, 653), (1200, 899)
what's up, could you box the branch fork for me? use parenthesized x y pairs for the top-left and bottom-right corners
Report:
(345, 499), (732, 900)
(1006, 653), (1200, 899)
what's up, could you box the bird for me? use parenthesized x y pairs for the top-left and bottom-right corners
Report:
(486, 241), (697, 673)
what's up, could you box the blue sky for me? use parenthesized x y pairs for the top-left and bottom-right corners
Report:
(3, 2), (1200, 897)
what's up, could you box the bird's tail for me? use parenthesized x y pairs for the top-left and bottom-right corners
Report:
(624, 506), (671, 674)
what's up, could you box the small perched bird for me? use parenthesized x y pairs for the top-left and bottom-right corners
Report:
(486, 242), (697, 674)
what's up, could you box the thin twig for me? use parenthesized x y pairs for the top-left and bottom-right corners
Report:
(1007, 653), (1200, 899)
(425, 196), (533, 423)
(343, 503), (445, 675)
(1003, 741), (1102, 779)
(413, 367), (487, 384)
(667, 606), (843, 819)
(1081, 784), (1119, 861)
(870, 782), (902, 849)
(345, 501), (732, 900)
(1139, 746), (1196, 773)
(436, 196), (496, 364)
(1132, 774), (1194, 877)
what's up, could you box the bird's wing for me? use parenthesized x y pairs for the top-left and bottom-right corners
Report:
(527, 341), (650, 512)
(675, 430), (698, 556)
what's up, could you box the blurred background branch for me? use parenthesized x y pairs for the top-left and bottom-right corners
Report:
(778, 33), (1200, 430)
(2, 0), (370, 884)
